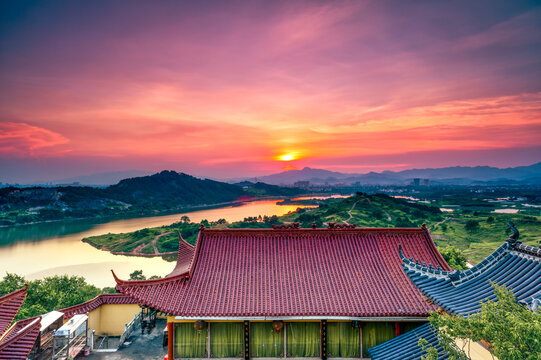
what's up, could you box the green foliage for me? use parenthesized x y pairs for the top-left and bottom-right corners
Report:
(424, 284), (541, 360)
(129, 270), (145, 280)
(0, 273), (102, 321)
(128, 269), (158, 280)
(464, 219), (480, 233)
(418, 338), (438, 360)
(438, 246), (467, 270)
(0, 171), (307, 226)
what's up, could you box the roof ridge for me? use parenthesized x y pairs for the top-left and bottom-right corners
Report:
(0, 316), (40, 349)
(59, 292), (137, 318)
(112, 269), (188, 287)
(513, 243), (541, 257)
(0, 285), (28, 337)
(202, 227), (426, 233)
(0, 285), (27, 305)
(401, 242), (513, 285)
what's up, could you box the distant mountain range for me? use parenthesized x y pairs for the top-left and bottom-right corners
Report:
(244, 162), (541, 186)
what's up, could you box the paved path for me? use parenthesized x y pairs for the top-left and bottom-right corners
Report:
(86, 320), (167, 360)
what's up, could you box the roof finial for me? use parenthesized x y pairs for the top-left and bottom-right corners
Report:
(506, 221), (520, 245)
(449, 270), (461, 281)
(199, 224), (205, 231)
(312, 222), (317, 229)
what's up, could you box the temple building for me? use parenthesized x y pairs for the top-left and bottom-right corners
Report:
(113, 224), (451, 359)
(368, 234), (541, 359)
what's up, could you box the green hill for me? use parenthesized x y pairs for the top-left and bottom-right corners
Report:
(282, 192), (443, 228)
(82, 192), (540, 264)
(0, 171), (306, 226)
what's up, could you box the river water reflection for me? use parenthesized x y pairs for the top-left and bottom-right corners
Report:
(0, 199), (314, 287)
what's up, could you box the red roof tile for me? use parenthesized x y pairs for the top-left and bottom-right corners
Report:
(0, 286), (27, 336)
(168, 232), (195, 277)
(0, 316), (40, 360)
(60, 293), (139, 319)
(114, 227), (450, 318)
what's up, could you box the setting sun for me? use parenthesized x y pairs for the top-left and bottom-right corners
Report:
(278, 153), (297, 161)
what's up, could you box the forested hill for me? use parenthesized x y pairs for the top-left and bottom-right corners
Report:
(0, 171), (304, 226)
(282, 192), (443, 228)
(105, 171), (244, 208)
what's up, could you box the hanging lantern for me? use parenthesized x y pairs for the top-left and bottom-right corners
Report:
(351, 321), (361, 329)
(194, 320), (206, 331)
(272, 320), (284, 334)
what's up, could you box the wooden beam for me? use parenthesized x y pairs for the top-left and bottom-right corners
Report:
(321, 320), (327, 360)
(167, 321), (174, 360)
(244, 321), (250, 360)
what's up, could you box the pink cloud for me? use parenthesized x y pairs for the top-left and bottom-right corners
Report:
(0, 122), (69, 156)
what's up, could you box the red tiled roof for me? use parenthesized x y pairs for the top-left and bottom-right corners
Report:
(114, 226), (450, 318)
(0, 316), (40, 360)
(0, 286), (27, 336)
(167, 232), (195, 277)
(60, 293), (139, 319)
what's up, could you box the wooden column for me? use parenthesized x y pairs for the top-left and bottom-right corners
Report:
(244, 321), (250, 360)
(167, 321), (174, 360)
(395, 322), (401, 337)
(321, 320), (327, 360)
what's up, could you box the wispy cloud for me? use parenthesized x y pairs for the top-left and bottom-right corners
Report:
(0, 122), (69, 156)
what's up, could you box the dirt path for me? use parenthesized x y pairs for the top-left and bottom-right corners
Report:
(363, 195), (392, 221)
(430, 217), (451, 230)
(343, 201), (359, 225)
(109, 231), (177, 257)
(151, 231), (172, 254)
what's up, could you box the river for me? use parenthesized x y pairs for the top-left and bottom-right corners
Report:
(0, 199), (316, 288)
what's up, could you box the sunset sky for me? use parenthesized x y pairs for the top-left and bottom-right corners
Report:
(1, 0), (540, 183)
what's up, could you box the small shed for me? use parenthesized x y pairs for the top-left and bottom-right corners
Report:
(52, 314), (88, 360)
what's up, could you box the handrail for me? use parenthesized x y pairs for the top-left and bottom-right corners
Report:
(118, 310), (142, 349)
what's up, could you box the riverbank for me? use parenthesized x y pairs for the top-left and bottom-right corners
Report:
(0, 195), (293, 229)
(0, 198), (318, 287)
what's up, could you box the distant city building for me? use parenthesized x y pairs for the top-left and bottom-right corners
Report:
(412, 178), (430, 186)
(293, 180), (310, 189)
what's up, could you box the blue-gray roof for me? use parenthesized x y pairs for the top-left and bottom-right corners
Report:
(400, 242), (541, 316)
(368, 323), (449, 360)
(368, 241), (541, 359)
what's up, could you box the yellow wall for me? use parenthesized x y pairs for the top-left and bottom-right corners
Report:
(88, 304), (141, 336)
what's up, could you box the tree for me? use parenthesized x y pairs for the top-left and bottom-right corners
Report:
(421, 284), (541, 360)
(465, 220), (480, 233)
(439, 246), (467, 270)
(0, 273), (102, 321)
(129, 270), (146, 280)
(180, 215), (190, 223)
(487, 216), (495, 223)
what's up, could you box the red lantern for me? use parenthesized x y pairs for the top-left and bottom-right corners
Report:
(272, 320), (284, 334)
